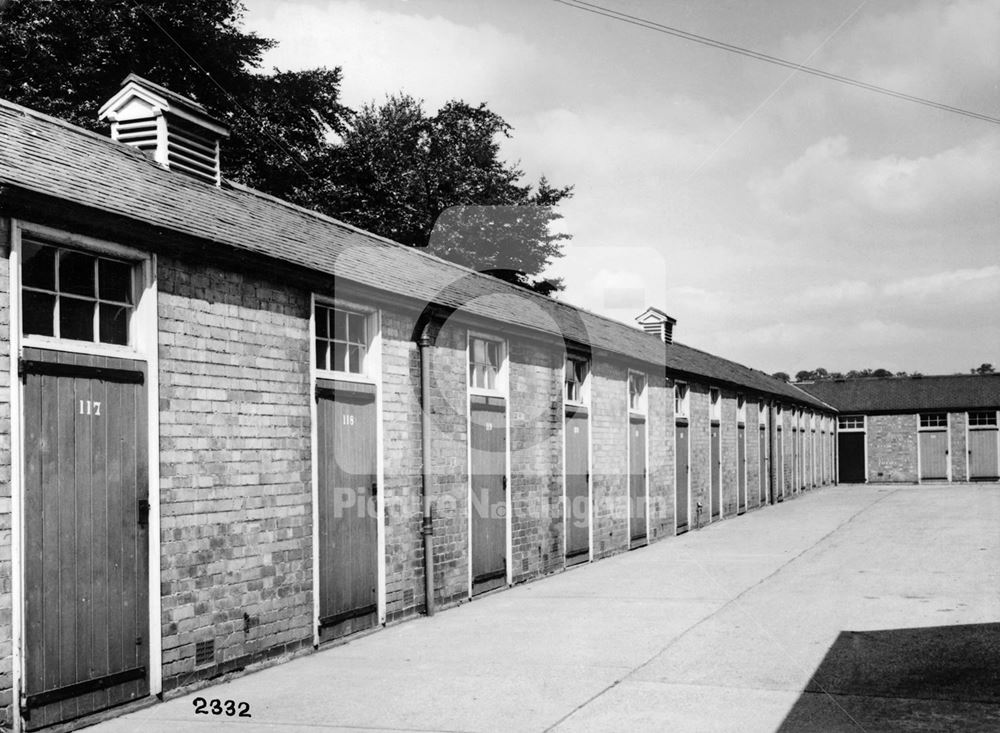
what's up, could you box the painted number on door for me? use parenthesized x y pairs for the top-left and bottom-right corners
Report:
(342, 414), (355, 426)
(79, 400), (102, 416)
(485, 422), (493, 431)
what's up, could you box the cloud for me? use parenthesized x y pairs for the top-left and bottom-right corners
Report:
(244, 0), (545, 112)
(752, 134), (1000, 230)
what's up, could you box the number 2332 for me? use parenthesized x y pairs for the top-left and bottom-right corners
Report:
(192, 697), (251, 717)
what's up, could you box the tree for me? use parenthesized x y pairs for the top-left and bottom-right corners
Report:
(322, 95), (572, 293)
(0, 1), (573, 293)
(772, 372), (790, 382)
(972, 363), (995, 375)
(0, 0), (349, 209)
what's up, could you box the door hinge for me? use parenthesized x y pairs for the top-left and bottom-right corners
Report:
(502, 476), (507, 492)
(371, 481), (378, 497)
(137, 499), (150, 527)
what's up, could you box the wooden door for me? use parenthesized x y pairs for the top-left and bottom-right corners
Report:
(675, 424), (689, 533)
(22, 349), (149, 730)
(968, 428), (999, 480)
(737, 425), (746, 513)
(629, 416), (647, 548)
(758, 426), (767, 505)
(710, 423), (721, 518)
(316, 379), (378, 641)
(471, 395), (506, 594)
(838, 432), (866, 483)
(919, 431), (949, 480)
(564, 406), (589, 564)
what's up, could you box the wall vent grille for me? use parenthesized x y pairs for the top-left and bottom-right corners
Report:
(195, 639), (216, 668)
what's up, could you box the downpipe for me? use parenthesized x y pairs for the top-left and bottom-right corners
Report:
(418, 333), (435, 616)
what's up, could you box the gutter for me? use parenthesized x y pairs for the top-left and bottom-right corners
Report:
(417, 329), (435, 616)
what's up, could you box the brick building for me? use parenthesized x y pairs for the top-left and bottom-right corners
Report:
(800, 375), (1000, 484)
(0, 78), (836, 731)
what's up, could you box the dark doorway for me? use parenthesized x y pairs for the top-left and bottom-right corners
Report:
(838, 432), (866, 484)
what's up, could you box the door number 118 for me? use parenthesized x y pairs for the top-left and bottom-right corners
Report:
(79, 400), (102, 416)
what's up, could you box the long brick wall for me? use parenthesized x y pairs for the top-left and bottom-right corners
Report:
(867, 414), (919, 483)
(156, 257), (314, 690)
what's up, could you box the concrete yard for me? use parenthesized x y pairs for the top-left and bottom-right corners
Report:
(88, 484), (1000, 733)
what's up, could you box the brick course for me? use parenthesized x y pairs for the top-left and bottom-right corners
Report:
(867, 414), (918, 482)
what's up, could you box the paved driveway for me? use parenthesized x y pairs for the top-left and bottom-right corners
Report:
(89, 484), (1000, 732)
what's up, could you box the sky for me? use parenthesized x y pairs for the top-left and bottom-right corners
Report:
(241, 0), (1000, 376)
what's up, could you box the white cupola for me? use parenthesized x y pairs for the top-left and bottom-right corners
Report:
(635, 306), (677, 344)
(98, 74), (229, 186)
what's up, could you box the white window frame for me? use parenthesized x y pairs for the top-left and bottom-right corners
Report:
(468, 332), (508, 396)
(314, 300), (377, 382)
(709, 387), (721, 422)
(838, 414), (866, 432)
(737, 394), (746, 424)
(19, 222), (151, 360)
(628, 370), (647, 415)
(758, 400), (768, 427)
(674, 381), (689, 420)
(918, 412), (948, 430)
(968, 410), (998, 427)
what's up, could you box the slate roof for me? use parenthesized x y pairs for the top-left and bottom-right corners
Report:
(798, 375), (1000, 414)
(0, 97), (831, 410)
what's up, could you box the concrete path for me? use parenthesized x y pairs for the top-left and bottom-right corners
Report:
(88, 484), (1000, 732)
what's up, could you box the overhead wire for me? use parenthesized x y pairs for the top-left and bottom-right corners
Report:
(552, 0), (1000, 126)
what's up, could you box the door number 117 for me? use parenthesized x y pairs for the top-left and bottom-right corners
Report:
(79, 400), (102, 416)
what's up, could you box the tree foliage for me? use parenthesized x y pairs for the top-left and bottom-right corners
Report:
(971, 363), (995, 374)
(0, 0), (571, 293)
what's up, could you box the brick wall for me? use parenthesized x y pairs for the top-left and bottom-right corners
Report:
(867, 414), (918, 482)
(950, 411), (968, 481)
(380, 309), (425, 620)
(591, 358), (627, 558)
(689, 384), (710, 528)
(509, 339), (562, 583)
(157, 257), (313, 690)
(648, 376), (673, 540)
(0, 234), (10, 728)
(423, 318), (469, 606)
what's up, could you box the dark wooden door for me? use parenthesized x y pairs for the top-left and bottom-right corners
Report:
(838, 432), (866, 483)
(316, 379), (378, 641)
(758, 426), (767, 505)
(968, 429), (999, 480)
(710, 423), (721, 518)
(737, 425), (746, 513)
(675, 424), (689, 533)
(629, 416), (647, 547)
(22, 348), (149, 730)
(919, 431), (948, 480)
(471, 395), (506, 594)
(564, 406), (589, 564)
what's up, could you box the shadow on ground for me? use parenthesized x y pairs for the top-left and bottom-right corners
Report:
(779, 623), (1000, 732)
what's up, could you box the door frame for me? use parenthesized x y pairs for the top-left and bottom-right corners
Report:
(836, 414), (867, 484)
(561, 354), (592, 564)
(626, 370), (649, 545)
(309, 295), (385, 644)
(9, 219), (161, 730)
(917, 412), (951, 483)
(965, 410), (1000, 481)
(466, 330), (511, 595)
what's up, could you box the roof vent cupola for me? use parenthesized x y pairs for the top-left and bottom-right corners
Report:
(98, 74), (229, 186)
(635, 306), (677, 344)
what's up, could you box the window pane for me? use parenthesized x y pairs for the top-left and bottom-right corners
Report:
(22, 241), (56, 290)
(485, 366), (496, 390)
(486, 342), (498, 369)
(22, 290), (55, 336)
(472, 339), (485, 365)
(316, 339), (328, 369)
(98, 258), (133, 303)
(59, 251), (96, 297)
(98, 303), (129, 345)
(60, 296), (94, 341)
(315, 307), (328, 338)
(333, 342), (347, 371)
(348, 345), (361, 373)
(333, 309), (348, 340)
(348, 313), (365, 344)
